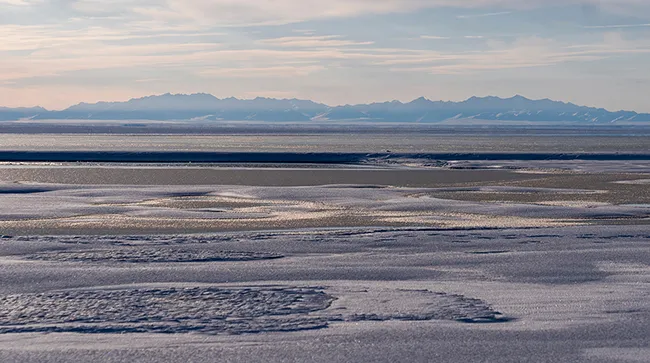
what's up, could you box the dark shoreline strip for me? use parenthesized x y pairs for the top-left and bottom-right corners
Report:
(0, 151), (649, 163)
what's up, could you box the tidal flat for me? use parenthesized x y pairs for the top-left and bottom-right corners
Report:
(0, 127), (648, 362)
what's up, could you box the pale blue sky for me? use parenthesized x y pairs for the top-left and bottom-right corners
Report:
(1, 0), (650, 111)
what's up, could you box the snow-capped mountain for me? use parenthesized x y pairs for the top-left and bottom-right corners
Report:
(0, 106), (48, 121)
(2, 94), (649, 123)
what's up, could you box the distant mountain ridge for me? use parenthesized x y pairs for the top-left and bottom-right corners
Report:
(0, 106), (48, 121)
(1, 93), (649, 123)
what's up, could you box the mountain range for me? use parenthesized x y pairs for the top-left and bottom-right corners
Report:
(2, 93), (649, 123)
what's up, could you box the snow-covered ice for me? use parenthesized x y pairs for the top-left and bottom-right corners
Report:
(0, 163), (648, 362)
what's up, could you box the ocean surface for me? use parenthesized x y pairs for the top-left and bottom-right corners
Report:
(1, 124), (650, 154)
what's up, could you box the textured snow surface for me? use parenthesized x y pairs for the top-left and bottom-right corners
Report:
(447, 160), (650, 173)
(26, 248), (284, 263)
(0, 285), (504, 335)
(0, 287), (332, 335)
(616, 179), (650, 185)
(0, 225), (648, 362)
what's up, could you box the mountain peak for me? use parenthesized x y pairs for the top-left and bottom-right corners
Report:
(408, 97), (433, 106)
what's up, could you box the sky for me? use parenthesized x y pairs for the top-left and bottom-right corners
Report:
(1, 0), (650, 112)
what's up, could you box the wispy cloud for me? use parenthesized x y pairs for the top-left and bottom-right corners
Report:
(4, 20), (649, 85)
(584, 23), (650, 29)
(133, 0), (440, 27)
(4, 1), (650, 26)
(457, 11), (512, 19)
(199, 65), (326, 78)
(385, 35), (650, 74)
(127, 1), (650, 26)
(420, 35), (451, 40)
(258, 35), (374, 48)
(0, 0), (34, 5)
(292, 29), (316, 35)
